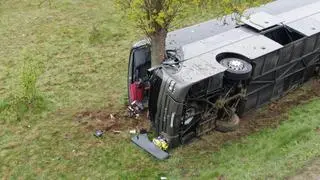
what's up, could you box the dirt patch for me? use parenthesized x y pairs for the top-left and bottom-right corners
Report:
(74, 109), (150, 133)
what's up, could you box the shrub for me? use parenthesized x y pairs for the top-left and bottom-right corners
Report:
(0, 54), (46, 121)
(19, 55), (43, 105)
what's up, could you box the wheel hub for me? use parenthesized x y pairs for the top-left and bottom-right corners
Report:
(228, 60), (244, 71)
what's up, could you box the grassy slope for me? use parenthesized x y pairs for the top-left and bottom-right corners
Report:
(1, 0), (320, 179)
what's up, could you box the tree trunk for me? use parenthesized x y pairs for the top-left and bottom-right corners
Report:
(150, 28), (167, 67)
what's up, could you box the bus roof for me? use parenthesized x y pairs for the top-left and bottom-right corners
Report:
(166, 0), (320, 85)
(165, 0), (320, 50)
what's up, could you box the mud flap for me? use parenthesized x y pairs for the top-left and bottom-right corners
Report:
(131, 134), (169, 160)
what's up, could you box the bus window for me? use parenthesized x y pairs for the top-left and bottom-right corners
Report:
(128, 45), (151, 103)
(133, 46), (151, 82)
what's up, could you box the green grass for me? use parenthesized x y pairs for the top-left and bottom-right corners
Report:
(199, 100), (320, 179)
(1, 0), (320, 179)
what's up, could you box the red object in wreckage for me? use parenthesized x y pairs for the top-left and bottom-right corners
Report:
(129, 82), (144, 102)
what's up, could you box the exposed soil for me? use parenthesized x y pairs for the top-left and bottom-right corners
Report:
(74, 79), (320, 140)
(74, 108), (150, 133)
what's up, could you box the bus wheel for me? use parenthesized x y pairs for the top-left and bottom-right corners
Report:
(220, 58), (252, 80)
(215, 113), (240, 133)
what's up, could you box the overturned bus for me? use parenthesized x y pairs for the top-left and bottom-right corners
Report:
(128, 0), (320, 156)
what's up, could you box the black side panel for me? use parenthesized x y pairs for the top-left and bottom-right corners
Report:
(245, 33), (320, 112)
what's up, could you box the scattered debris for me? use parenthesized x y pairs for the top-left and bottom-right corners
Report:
(112, 130), (121, 134)
(94, 130), (104, 137)
(74, 109), (150, 134)
(140, 128), (148, 134)
(129, 129), (137, 134)
(127, 100), (144, 118)
(152, 136), (169, 151)
(75, 110), (122, 132)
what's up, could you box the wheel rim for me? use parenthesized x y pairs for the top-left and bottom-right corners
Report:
(228, 59), (245, 71)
